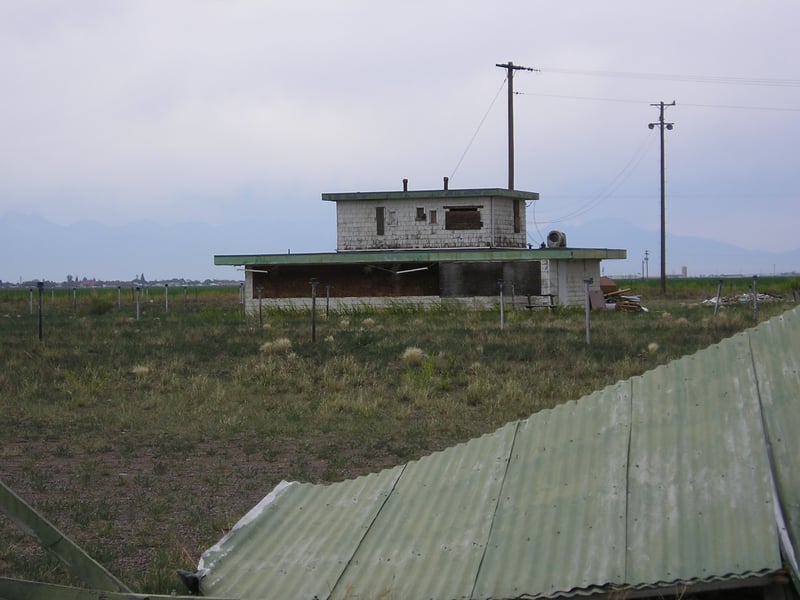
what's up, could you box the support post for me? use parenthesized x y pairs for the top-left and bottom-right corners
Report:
(498, 280), (505, 331)
(753, 275), (759, 323)
(310, 278), (319, 342)
(714, 279), (723, 317)
(37, 282), (44, 342)
(584, 278), (593, 345)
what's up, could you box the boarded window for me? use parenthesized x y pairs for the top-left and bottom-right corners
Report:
(416, 207), (426, 221)
(376, 207), (385, 236)
(445, 206), (482, 230)
(429, 210), (437, 224)
(513, 199), (521, 233)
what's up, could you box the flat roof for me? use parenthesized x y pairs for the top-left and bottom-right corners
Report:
(214, 247), (626, 267)
(321, 187), (539, 202)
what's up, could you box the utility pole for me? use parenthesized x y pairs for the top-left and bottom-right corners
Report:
(648, 101), (675, 294)
(495, 61), (539, 190)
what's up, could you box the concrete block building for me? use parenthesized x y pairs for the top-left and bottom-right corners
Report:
(215, 184), (625, 312)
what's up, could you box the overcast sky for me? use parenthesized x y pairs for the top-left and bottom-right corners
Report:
(1, 1), (798, 281)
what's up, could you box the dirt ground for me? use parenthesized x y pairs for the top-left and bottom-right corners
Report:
(0, 434), (404, 590)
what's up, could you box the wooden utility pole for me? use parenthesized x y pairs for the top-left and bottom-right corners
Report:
(648, 101), (675, 294)
(495, 61), (538, 190)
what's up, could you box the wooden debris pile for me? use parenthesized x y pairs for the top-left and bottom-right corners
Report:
(599, 277), (648, 312)
(604, 288), (647, 312)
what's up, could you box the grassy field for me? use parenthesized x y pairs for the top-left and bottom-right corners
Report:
(0, 277), (796, 594)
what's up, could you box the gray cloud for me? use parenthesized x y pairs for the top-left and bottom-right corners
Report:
(1, 1), (798, 281)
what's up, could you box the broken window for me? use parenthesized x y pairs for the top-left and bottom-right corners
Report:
(376, 207), (385, 236)
(444, 206), (482, 230)
(416, 207), (426, 221)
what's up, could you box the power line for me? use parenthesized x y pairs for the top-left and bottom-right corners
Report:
(528, 131), (653, 241)
(515, 91), (800, 113)
(449, 79), (507, 181)
(536, 66), (800, 88)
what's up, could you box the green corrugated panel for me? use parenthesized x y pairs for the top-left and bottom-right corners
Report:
(473, 381), (631, 598)
(329, 422), (519, 600)
(749, 309), (800, 576)
(626, 334), (781, 586)
(197, 307), (798, 599)
(200, 466), (404, 599)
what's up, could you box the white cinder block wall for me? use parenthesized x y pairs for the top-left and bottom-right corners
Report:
(543, 260), (602, 306)
(336, 196), (526, 251)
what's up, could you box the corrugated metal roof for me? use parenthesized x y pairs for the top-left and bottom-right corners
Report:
(198, 307), (800, 599)
(213, 247), (627, 267)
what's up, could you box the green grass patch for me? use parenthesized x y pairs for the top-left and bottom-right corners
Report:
(0, 279), (796, 592)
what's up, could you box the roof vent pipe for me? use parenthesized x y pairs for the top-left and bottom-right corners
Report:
(443, 176), (449, 190)
(402, 178), (408, 192)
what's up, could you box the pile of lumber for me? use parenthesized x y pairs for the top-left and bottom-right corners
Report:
(604, 288), (647, 312)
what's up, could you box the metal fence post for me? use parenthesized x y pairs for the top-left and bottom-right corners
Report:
(37, 282), (44, 342)
(752, 275), (759, 323)
(310, 278), (319, 342)
(498, 280), (505, 331)
(584, 278), (593, 345)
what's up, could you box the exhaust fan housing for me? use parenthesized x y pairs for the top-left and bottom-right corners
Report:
(547, 230), (567, 248)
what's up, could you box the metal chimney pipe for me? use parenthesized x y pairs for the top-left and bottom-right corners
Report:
(443, 176), (449, 190)
(402, 178), (408, 192)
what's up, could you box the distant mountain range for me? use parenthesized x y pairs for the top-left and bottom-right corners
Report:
(1, 212), (798, 284)
(547, 219), (800, 279)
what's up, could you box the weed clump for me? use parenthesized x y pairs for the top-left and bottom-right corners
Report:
(131, 365), (150, 377)
(401, 346), (427, 367)
(260, 338), (292, 354)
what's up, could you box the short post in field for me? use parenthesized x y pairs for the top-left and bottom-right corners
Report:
(752, 275), (759, 323)
(37, 282), (44, 342)
(310, 278), (319, 342)
(325, 285), (332, 318)
(257, 286), (263, 332)
(583, 278), (593, 345)
(497, 280), (505, 331)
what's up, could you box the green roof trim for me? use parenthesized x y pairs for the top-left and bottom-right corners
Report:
(321, 187), (540, 202)
(214, 247), (626, 267)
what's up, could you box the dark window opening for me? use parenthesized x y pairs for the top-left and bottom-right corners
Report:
(445, 206), (482, 230)
(376, 207), (385, 236)
(416, 207), (426, 221)
(513, 199), (521, 233)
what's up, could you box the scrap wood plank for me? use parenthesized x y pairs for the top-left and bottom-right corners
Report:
(0, 479), (131, 593)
